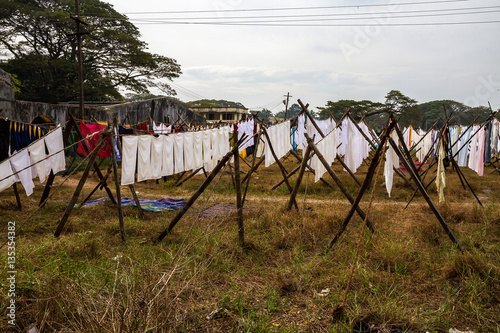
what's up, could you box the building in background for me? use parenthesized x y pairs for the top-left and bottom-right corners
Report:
(188, 106), (248, 123)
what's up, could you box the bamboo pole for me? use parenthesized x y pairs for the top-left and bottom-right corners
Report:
(324, 120), (396, 253)
(286, 144), (312, 211)
(110, 126), (125, 242)
(304, 133), (376, 233)
(55, 127), (108, 237)
(155, 135), (248, 243)
(233, 134), (245, 246)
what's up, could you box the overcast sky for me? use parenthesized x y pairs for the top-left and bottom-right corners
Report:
(104, 0), (500, 113)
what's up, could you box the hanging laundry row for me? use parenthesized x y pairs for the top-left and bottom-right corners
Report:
(311, 127), (338, 183)
(0, 118), (45, 161)
(0, 127), (66, 195)
(264, 120), (292, 168)
(120, 125), (232, 186)
(236, 119), (255, 152)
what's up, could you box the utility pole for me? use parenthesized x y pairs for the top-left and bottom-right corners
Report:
(283, 92), (291, 119)
(70, 0), (88, 120)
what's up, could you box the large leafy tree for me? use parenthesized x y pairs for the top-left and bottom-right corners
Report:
(317, 99), (385, 120)
(0, 0), (181, 103)
(384, 90), (420, 128)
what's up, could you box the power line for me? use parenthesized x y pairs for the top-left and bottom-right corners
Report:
(129, 9), (500, 25)
(129, 19), (500, 27)
(121, 0), (469, 15)
(125, 5), (500, 21)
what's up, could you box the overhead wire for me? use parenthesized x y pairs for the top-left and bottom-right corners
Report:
(120, 0), (470, 15)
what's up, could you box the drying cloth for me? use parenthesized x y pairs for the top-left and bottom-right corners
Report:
(161, 134), (174, 177)
(436, 140), (446, 204)
(45, 127), (66, 174)
(137, 135), (152, 182)
(173, 133), (184, 174)
(10, 149), (35, 196)
(210, 128), (220, 161)
(0, 119), (10, 161)
(76, 121), (111, 158)
(296, 115), (306, 148)
(193, 131), (203, 169)
(27, 138), (47, 183)
(202, 129), (212, 164)
(474, 127), (485, 176)
(0, 159), (16, 193)
(121, 136), (138, 185)
(183, 132), (195, 171)
(150, 136), (163, 179)
(82, 197), (186, 212)
(457, 127), (471, 167)
(468, 126), (479, 171)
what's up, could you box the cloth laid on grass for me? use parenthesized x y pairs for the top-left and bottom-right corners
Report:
(82, 197), (186, 212)
(196, 203), (257, 218)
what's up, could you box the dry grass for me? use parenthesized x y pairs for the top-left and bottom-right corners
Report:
(1, 154), (500, 332)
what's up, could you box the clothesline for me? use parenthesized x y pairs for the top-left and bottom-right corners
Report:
(0, 128), (99, 184)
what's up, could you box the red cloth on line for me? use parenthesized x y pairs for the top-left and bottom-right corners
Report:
(77, 122), (112, 158)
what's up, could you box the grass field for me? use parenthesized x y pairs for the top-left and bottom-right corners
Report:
(1, 152), (499, 332)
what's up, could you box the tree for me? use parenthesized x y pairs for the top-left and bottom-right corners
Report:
(0, 0), (181, 103)
(384, 90), (420, 128)
(250, 108), (273, 119)
(186, 99), (246, 108)
(318, 99), (385, 120)
(275, 103), (302, 119)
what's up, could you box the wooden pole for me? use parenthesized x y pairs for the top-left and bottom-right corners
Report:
(54, 127), (108, 237)
(39, 118), (75, 207)
(304, 133), (376, 233)
(175, 167), (204, 187)
(155, 135), (248, 243)
(261, 127), (298, 209)
(68, 114), (117, 204)
(388, 135), (463, 251)
(286, 144), (312, 211)
(298, 100), (362, 186)
(233, 137), (245, 246)
(12, 183), (22, 210)
(324, 120), (396, 253)
(110, 125), (125, 242)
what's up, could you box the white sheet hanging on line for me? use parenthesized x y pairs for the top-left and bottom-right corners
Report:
(45, 127), (66, 174)
(0, 159), (16, 193)
(121, 136), (138, 185)
(384, 129), (400, 197)
(296, 114), (306, 148)
(193, 131), (203, 169)
(202, 129), (212, 165)
(28, 138), (47, 183)
(436, 140), (446, 203)
(312, 128), (337, 183)
(173, 133), (184, 174)
(183, 132), (195, 171)
(161, 135), (174, 177)
(137, 135), (152, 182)
(150, 136), (163, 179)
(10, 149), (35, 196)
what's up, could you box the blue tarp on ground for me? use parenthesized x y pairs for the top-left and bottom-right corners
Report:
(82, 197), (186, 212)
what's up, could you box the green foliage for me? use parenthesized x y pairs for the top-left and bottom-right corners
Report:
(320, 90), (492, 130)
(250, 108), (273, 119)
(275, 103), (302, 119)
(0, 0), (181, 103)
(186, 99), (246, 108)
(318, 99), (385, 120)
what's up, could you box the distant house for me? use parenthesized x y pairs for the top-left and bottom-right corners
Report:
(188, 106), (248, 123)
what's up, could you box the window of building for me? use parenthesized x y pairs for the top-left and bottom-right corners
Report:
(222, 113), (233, 120)
(208, 113), (215, 120)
